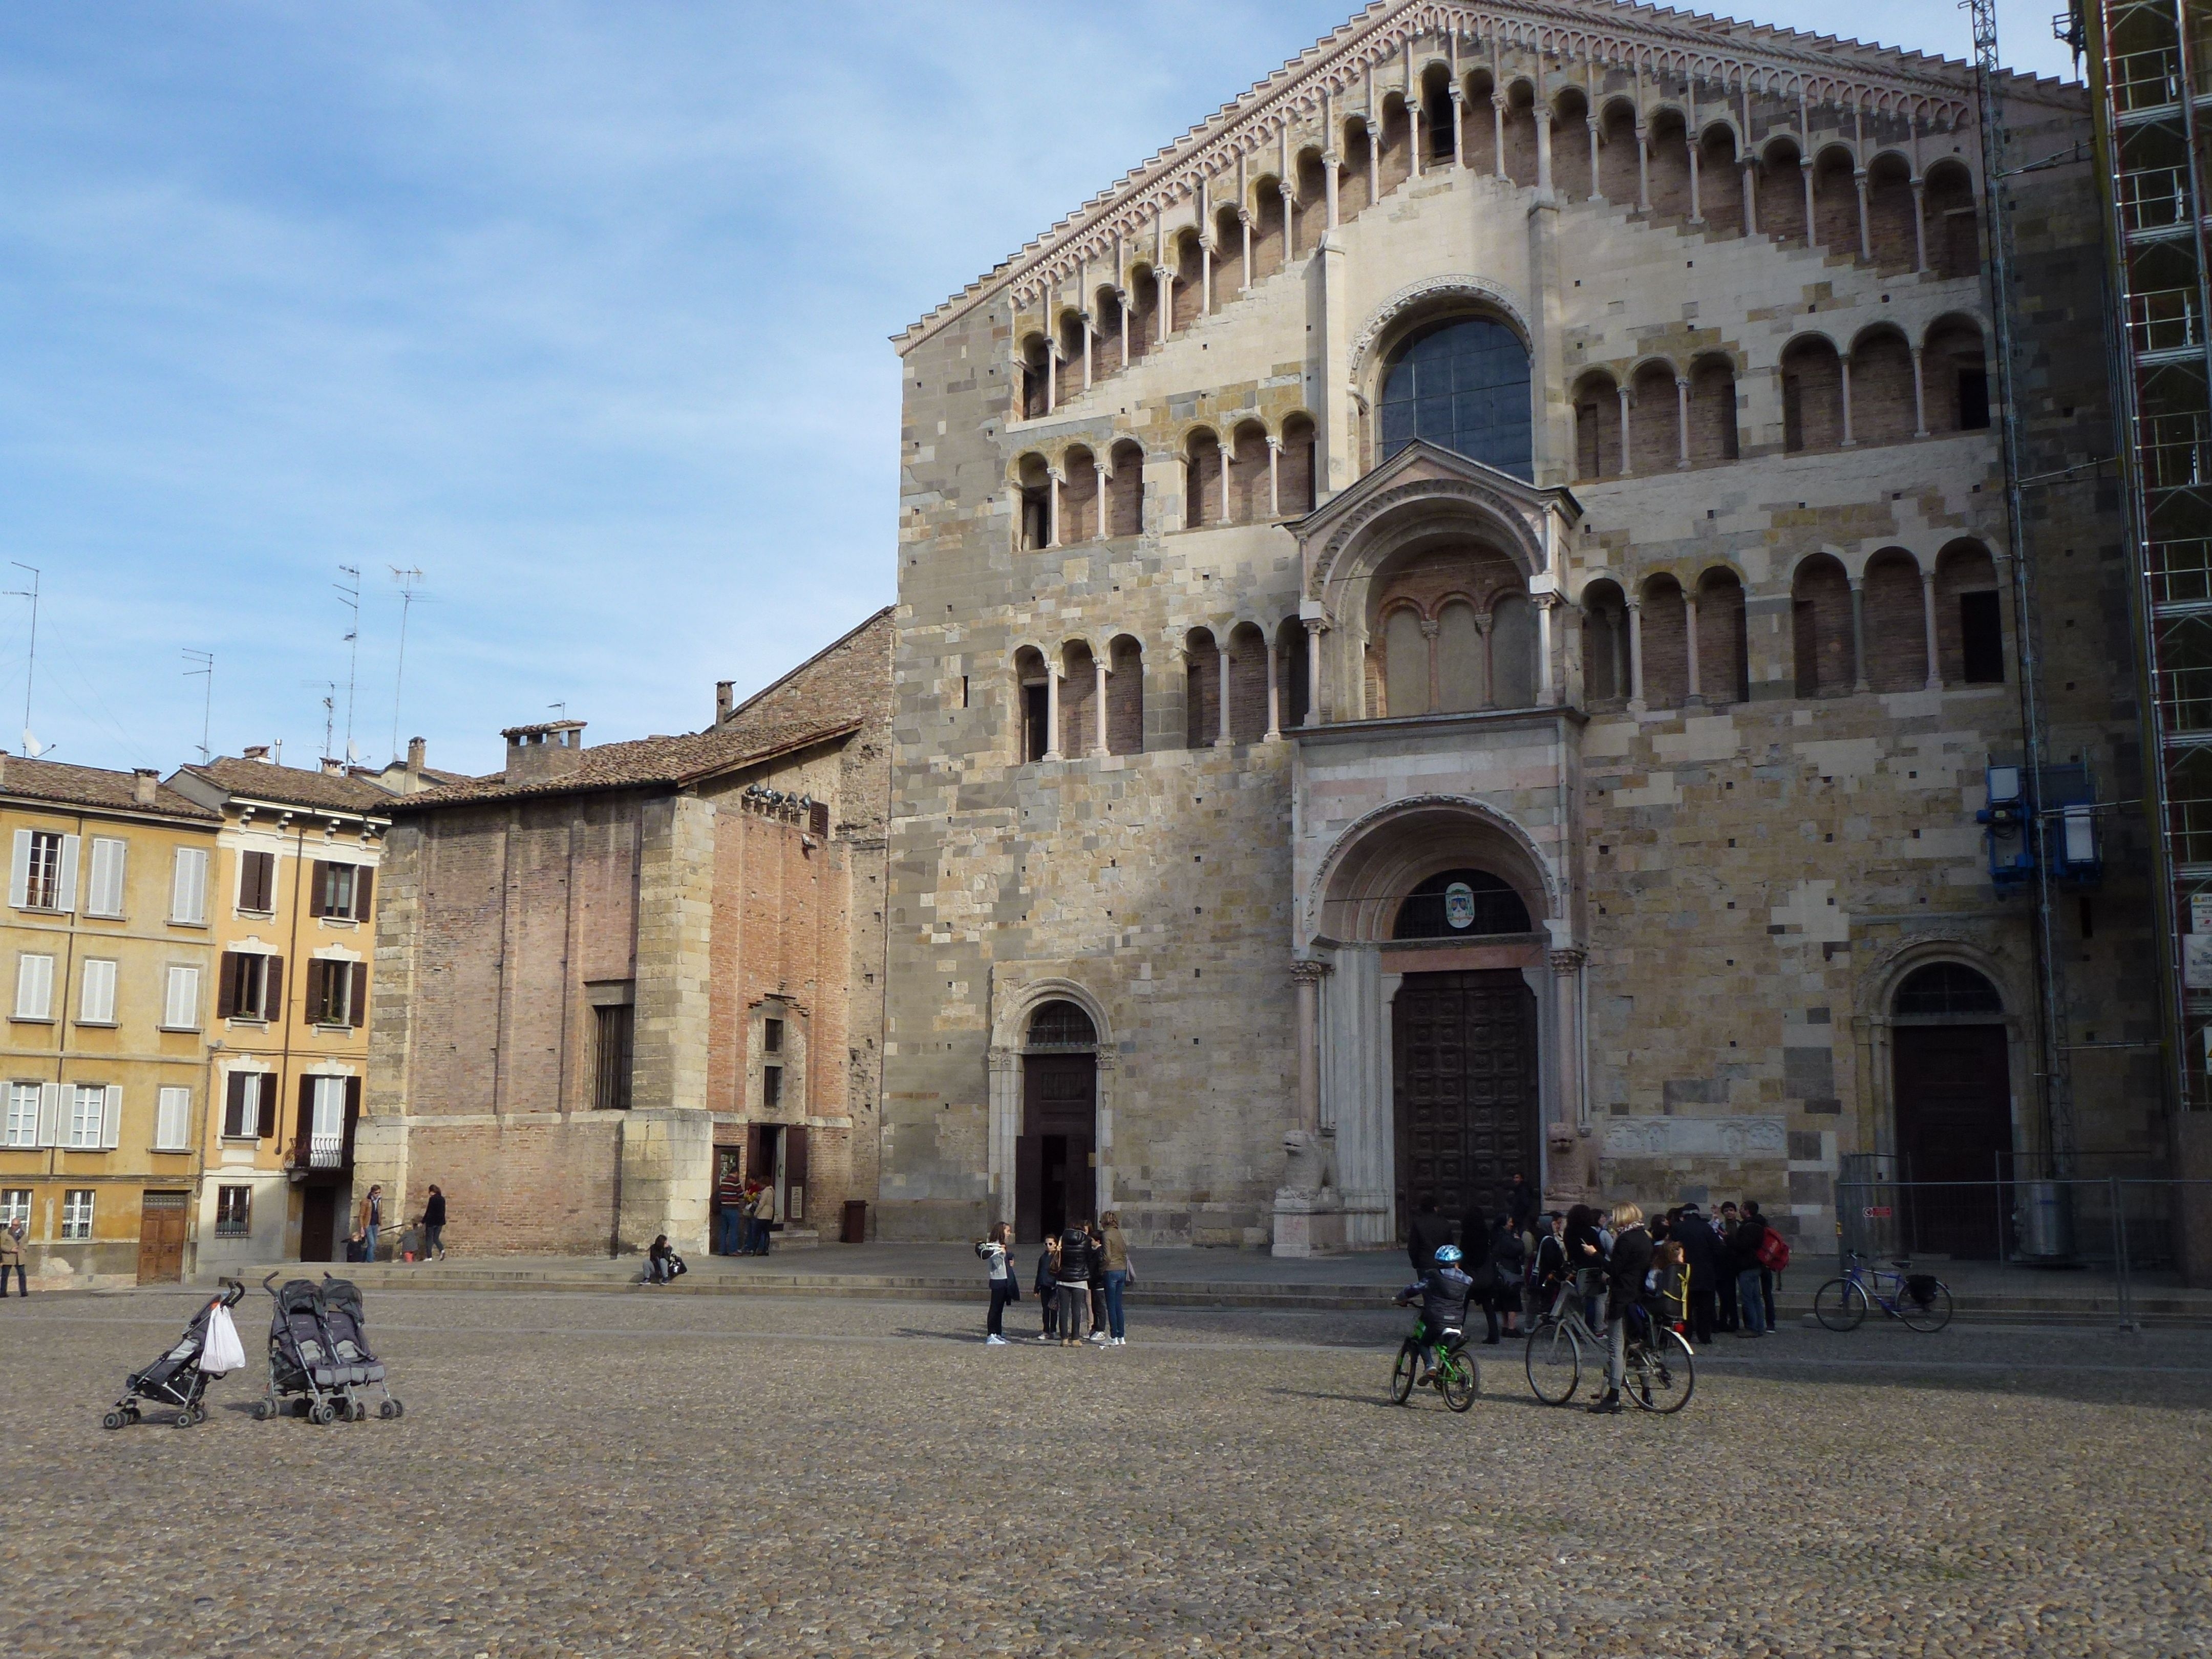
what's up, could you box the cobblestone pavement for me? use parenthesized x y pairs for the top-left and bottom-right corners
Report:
(5, 1289), (2209, 1657)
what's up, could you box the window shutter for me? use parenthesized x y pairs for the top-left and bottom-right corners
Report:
(7, 829), (30, 909)
(353, 865), (373, 919)
(55, 834), (79, 913)
(100, 1084), (122, 1150)
(265, 954), (284, 1022)
(297, 1073), (316, 1143)
(165, 965), (199, 1029)
(350, 962), (369, 1027)
(16, 954), (52, 1020)
(345, 1074), (362, 1128)
(88, 838), (125, 916)
(304, 959), (325, 1023)
(223, 1071), (248, 1138)
(81, 959), (116, 1024)
(256, 1075), (278, 1139)
(308, 861), (328, 918)
(156, 1086), (189, 1151)
(35, 1081), (63, 1147)
(215, 952), (238, 1019)
(172, 846), (207, 924)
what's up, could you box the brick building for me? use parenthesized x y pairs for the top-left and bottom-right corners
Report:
(877, 0), (2152, 1252)
(357, 610), (892, 1257)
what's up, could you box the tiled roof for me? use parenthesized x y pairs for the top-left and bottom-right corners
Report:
(0, 754), (219, 822)
(179, 757), (396, 816)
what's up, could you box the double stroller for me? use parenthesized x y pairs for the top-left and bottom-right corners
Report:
(251, 1272), (404, 1425)
(103, 1279), (246, 1429)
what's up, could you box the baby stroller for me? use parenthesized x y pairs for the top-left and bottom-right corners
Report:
(251, 1273), (354, 1425)
(104, 1279), (245, 1430)
(317, 1275), (402, 1419)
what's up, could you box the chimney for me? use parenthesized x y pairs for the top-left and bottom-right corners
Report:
(716, 680), (734, 722)
(242, 745), (270, 762)
(133, 768), (159, 806)
(407, 736), (426, 772)
(501, 720), (587, 783)
(319, 757), (345, 776)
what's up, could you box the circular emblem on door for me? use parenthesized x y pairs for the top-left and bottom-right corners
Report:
(1444, 881), (1476, 930)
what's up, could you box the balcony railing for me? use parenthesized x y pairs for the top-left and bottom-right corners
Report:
(283, 1130), (351, 1174)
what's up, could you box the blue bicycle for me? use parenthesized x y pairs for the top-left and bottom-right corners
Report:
(1814, 1250), (1954, 1332)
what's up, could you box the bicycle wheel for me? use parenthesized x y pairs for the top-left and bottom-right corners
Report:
(1814, 1278), (1868, 1332)
(1626, 1326), (1696, 1414)
(1899, 1280), (1954, 1333)
(1440, 1350), (1480, 1413)
(1524, 1320), (1583, 1406)
(1390, 1341), (1419, 1405)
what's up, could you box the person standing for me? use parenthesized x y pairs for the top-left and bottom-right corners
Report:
(1054, 1221), (1093, 1346)
(1034, 1234), (1060, 1342)
(0, 1219), (25, 1297)
(1589, 1201), (1652, 1414)
(749, 1180), (777, 1256)
(975, 1223), (1019, 1345)
(1730, 1200), (1772, 1337)
(1406, 1194), (1454, 1273)
(1097, 1211), (1134, 1346)
(1714, 1201), (1741, 1332)
(1505, 1173), (1538, 1238)
(717, 1162), (747, 1256)
(420, 1185), (447, 1262)
(1675, 1202), (1721, 1347)
(357, 1184), (384, 1264)
(1485, 1215), (1526, 1344)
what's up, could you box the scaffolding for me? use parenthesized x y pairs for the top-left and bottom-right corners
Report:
(2079, 0), (2212, 1111)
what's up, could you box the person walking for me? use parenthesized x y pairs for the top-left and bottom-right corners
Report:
(1675, 1202), (1721, 1347)
(0, 1218), (25, 1297)
(1589, 1201), (1653, 1414)
(717, 1161), (747, 1256)
(357, 1184), (384, 1264)
(1054, 1221), (1093, 1346)
(1098, 1211), (1134, 1346)
(1034, 1234), (1060, 1342)
(1406, 1194), (1454, 1273)
(420, 1185), (447, 1262)
(975, 1223), (1020, 1345)
(1730, 1200), (1772, 1337)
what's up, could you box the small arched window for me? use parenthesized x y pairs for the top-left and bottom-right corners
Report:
(1028, 999), (1098, 1048)
(1393, 869), (1533, 939)
(1894, 963), (2003, 1016)
(1378, 316), (1533, 478)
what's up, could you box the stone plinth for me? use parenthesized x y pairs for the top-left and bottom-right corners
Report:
(1271, 1187), (1348, 1257)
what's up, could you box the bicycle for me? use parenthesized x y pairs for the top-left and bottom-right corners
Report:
(1814, 1250), (1954, 1332)
(1524, 1274), (1695, 1413)
(1390, 1321), (1480, 1412)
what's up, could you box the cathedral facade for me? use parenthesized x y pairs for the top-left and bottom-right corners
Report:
(878, 0), (2154, 1253)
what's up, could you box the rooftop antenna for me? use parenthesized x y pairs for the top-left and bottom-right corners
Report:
(548, 701), (566, 720)
(387, 565), (424, 763)
(4, 563), (41, 757)
(183, 650), (214, 763)
(317, 682), (336, 761)
(336, 564), (361, 762)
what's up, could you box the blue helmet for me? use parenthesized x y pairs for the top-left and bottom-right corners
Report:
(1433, 1244), (1463, 1265)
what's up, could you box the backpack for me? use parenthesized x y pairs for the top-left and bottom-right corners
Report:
(1754, 1227), (1791, 1272)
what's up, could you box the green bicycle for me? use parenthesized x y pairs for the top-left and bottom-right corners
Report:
(1390, 1322), (1480, 1412)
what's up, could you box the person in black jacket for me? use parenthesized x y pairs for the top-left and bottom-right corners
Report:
(1730, 1202), (1772, 1337)
(1590, 1201), (1653, 1414)
(419, 1185), (448, 1263)
(1673, 1203), (1721, 1346)
(1054, 1223), (1094, 1346)
(1505, 1172), (1538, 1237)
(1529, 1212), (1569, 1314)
(1034, 1239), (1060, 1342)
(1406, 1195), (1454, 1273)
(1393, 1243), (1477, 1384)
(1484, 1215), (1527, 1344)
(1564, 1203), (1606, 1327)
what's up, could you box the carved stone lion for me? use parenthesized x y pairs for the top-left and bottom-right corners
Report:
(1281, 1128), (1337, 1195)
(1544, 1121), (1602, 1206)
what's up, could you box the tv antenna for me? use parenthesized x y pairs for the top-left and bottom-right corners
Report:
(183, 650), (214, 762)
(336, 564), (361, 761)
(315, 681), (337, 761)
(388, 566), (426, 763)
(4, 563), (42, 757)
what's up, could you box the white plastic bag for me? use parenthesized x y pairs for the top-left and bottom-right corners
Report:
(199, 1303), (246, 1375)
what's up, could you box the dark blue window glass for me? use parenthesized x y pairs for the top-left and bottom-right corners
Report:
(1378, 317), (1532, 478)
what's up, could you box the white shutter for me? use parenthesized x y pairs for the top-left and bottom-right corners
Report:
(171, 846), (207, 924)
(15, 953), (52, 1020)
(100, 1084), (122, 1150)
(34, 1082), (63, 1147)
(164, 965), (200, 1029)
(54, 834), (79, 913)
(155, 1086), (190, 1151)
(7, 828), (30, 909)
(80, 959), (117, 1024)
(87, 838), (126, 917)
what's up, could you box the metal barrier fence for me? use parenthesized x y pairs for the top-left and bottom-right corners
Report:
(1832, 1177), (2212, 1330)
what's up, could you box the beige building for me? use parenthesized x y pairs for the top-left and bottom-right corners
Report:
(167, 753), (393, 1271)
(877, 0), (2147, 1254)
(0, 755), (220, 1286)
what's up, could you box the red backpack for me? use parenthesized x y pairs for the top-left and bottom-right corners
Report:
(1755, 1226), (1791, 1272)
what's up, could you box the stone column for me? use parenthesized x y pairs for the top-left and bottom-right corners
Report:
(1854, 165), (1872, 258)
(1849, 578), (1870, 693)
(1687, 136), (1704, 224)
(1092, 1049), (1117, 1216)
(1216, 642), (1233, 747)
(1475, 613), (1496, 708)
(1741, 157), (1759, 235)
(1685, 591), (1703, 703)
(1922, 570), (1943, 690)
(1217, 440), (1233, 525)
(1154, 268), (1173, 345)
(1421, 615), (1442, 710)
(1200, 236), (1213, 317)
(1044, 666), (1062, 761)
(1324, 147), (1341, 228)
(1093, 460), (1111, 542)
(1410, 102), (1424, 179)
(1635, 122), (1651, 211)
(1535, 105), (1554, 201)
(987, 1047), (1020, 1231)
(1092, 657), (1110, 757)
(1265, 636), (1282, 739)
(1617, 384), (1633, 477)
(1046, 465), (1063, 547)
(1239, 208), (1253, 292)
(1549, 947), (1588, 1129)
(1910, 175), (1929, 272)
(1116, 286), (1130, 370)
(1675, 376), (1692, 469)
(1293, 960), (1330, 1135)
(1839, 356), (1857, 448)
(1304, 618), (1326, 727)
(1492, 97), (1506, 179)
(1800, 156), (1816, 246)
(1536, 596), (1558, 706)
(1626, 598), (1646, 713)
(1450, 90), (1468, 173)
(1081, 312), (1094, 389)
(1282, 181), (1298, 258)
(1267, 435), (1282, 517)
(1910, 347), (1929, 437)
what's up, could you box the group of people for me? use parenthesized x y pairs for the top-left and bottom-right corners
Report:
(974, 1213), (1136, 1346)
(344, 1183), (448, 1265)
(715, 1168), (778, 1256)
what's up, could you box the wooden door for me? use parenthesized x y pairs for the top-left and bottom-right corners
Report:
(1393, 970), (1539, 1237)
(1018, 1053), (1095, 1242)
(784, 1127), (809, 1228)
(135, 1192), (189, 1285)
(1894, 1024), (2011, 1258)
(300, 1185), (337, 1263)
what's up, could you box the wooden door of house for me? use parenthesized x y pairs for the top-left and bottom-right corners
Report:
(1894, 1024), (2011, 1258)
(1393, 970), (1539, 1237)
(135, 1192), (189, 1285)
(1017, 1053), (1096, 1243)
(300, 1186), (337, 1263)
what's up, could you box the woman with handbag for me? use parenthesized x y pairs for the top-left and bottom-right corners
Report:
(1099, 1211), (1136, 1346)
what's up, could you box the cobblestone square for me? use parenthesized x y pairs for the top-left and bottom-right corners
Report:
(5, 1289), (2209, 1656)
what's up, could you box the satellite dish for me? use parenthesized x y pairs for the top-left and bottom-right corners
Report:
(20, 729), (44, 758)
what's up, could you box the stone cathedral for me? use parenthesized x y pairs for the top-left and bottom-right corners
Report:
(876, 0), (2157, 1255)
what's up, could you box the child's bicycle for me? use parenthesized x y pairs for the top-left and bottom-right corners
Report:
(1390, 1320), (1480, 1412)
(1814, 1250), (1954, 1332)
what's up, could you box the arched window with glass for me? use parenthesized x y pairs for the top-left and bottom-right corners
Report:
(1377, 316), (1533, 479)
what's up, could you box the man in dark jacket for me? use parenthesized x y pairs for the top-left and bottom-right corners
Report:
(1406, 1195), (1454, 1273)
(1054, 1223), (1094, 1346)
(1591, 1203), (1654, 1414)
(420, 1186), (448, 1263)
(1729, 1203), (1771, 1337)
(1505, 1173), (1538, 1237)
(1674, 1203), (1721, 1346)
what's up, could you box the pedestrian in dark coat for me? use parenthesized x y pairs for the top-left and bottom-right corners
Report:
(1034, 1239), (1059, 1341)
(1406, 1195), (1454, 1273)
(1729, 1203), (1773, 1337)
(1674, 1203), (1721, 1346)
(1484, 1216), (1527, 1343)
(1590, 1202), (1654, 1414)
(1505, 1172), (1538, 1237)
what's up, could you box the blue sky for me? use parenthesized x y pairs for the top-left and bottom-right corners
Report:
(0, 1), (2078, 778)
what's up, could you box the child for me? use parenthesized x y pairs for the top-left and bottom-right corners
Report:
(1651, 1238), (1689, 1333)
(1034, 1236), (1059, 1342)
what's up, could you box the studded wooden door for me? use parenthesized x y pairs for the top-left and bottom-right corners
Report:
(1017, 1053), (1096, 1244)
(1393, 969), (1539, 1237)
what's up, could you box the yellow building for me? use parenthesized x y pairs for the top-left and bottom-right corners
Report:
(0, 755), (220, 1287)
(170, 753), (391, 1270)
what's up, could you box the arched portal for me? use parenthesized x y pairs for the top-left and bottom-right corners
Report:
(1018, 998), (1098, 1243)
(1890, 962), (2011, 1258)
